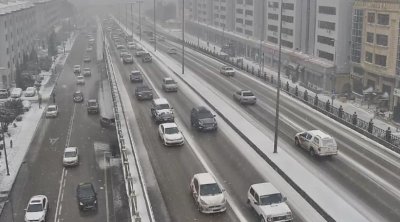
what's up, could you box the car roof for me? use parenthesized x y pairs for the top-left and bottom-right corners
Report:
(240, 89), (253, 93)
(153, 98), (169, 105)
(48, 105), (57, 108)
(88, 99), (97, 102)
(29, 195), (46, 203)
(163, 77), (173, 81)
(74, 90), (82, 93)
(194, 173), (217, 185)
(84, 67), (90, 70)
(74, 65), (80, 67)
(161, 122), (178, 128)
(251, 182), (280, 195)
(131, 70), (140, 74)
(195, 106), (210, 112)
(65, 147), (77, 152)
(307, 130), (332, 139)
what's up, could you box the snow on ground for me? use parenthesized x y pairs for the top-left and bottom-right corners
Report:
(113, 17), (376, 222)
(0, 32), (77, 213)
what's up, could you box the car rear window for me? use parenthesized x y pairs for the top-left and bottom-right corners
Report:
(321, 138), (336, 147)
(243, 92), (254, 96)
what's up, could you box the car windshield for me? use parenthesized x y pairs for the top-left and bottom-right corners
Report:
(243, 92), (254, 96)
(156, 104), (170, 110)
(259, 193), (283, 205)
(65, 151), (76, 158)
(138, 87), (150, 92)
(197, 110), (213, 119)
(88, 101), (97, 106)
(27, 203), (43, 212)
(165, 80), (175, 84)
(48, 107), (56, 111)
(165, 127), (179, 134)
(78, 185), (95, 198)
(225, 67), (233, 71)
(132, 72), (140, 76)
(200, 183), (221, 196)
(74, 92), (82, 96)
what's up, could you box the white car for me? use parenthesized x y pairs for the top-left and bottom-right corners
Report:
(247, 183), (293, 222)
(22, 100), (31, 112)
(233, 90), (257, 105)
(73, 65), (81, 74)
(294, 130), (338, 157)
(190, 173), (227, 214)
(135, 49), (146, 57)
(24, 195), (48, 222)
(220, 66), (235, 76)
(63, 146), (79, 166)
(76, 76), (85, 85)
(24, 87), (36, 97)
(167, 48), (177, 54)
(162, 77), (178, 92)
(83, 68), (91, 77)
(127, 42), (136, 49)
(158, 122), (184, 146)
(46, 105), (58, 118)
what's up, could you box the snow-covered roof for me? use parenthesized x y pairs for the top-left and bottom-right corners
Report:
(0, 0), (34, 15)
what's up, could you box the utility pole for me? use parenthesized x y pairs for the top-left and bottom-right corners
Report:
(259, 0), (265, 72)
(273, 0), (284, 153)
(182, 0), (185, 74)
(1, 122), (10, 176)
(139, 1), (142, 41)
(154, 0), (157, 51)
(131, 3), (133, 38)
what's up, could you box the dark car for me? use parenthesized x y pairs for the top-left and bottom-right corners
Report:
(135, 85), (153, 100)
(191, 106), (217, 131)
(142, 53), (152, 63)
(73, 91), (84, 103)
(87, 99), (99, 114)
(76, 183), (97, 211)
(0, 89), (9, 99)
(130, 70), (143, 82)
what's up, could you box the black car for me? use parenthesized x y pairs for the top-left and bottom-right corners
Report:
(76, 183), (97, 211)
(130, 71), (143, 83)
(73, 91), (84, 103)
(135, 85), (153, 100)
(191, 106), (218, 131)
(142, 53), (152, 63)
(87, 99), (99, 114)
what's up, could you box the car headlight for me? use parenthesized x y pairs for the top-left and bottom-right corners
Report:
(199, 198), (207, 206)
(198, 121), (204, 126)
(79, 202), (84, 206)
(94, 200), (97, 204)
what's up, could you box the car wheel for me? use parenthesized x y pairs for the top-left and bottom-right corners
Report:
(310, 148), (316, 157)
(295, 138), (300, 147)
(260, 217), (266, 222)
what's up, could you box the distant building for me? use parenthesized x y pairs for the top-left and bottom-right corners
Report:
(350, 0), (400, 111)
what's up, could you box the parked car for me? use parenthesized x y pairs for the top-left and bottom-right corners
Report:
(83, 56), (91, 63)
(142, 53), (152, 63)
(74, 65), (81, 74)
(151, 98), (174, 123)
(87, 99), (99, 114)
(24, 87), (36, 97)
(22, 100), (31, 112)
(233, 90), (257, 105)
(130, 70), (143, 82)
(83, 68), (91, 77)
(190, 173), (226, 214)
(63, 147), (79, 166)
(158, 122), (184, 146)
(46, 105), (59, 118)
(135, 85), (153, 100)
(73, 91), (84, 103)
(247, 183), (293, 222)
(0, 89), (9, 99)
(167, 48), (177, 54)
(122, 53), (134, 64)
(76, 76), (85, 85)
(220, 66), (235, 77)
(161, 77), (178, 92)
(76, 183), (97, 211)
(294, 130), (338, 157)
(10, 88), (23, 98)
(191, 106), (217, 131)
(24, 195), (48, 222)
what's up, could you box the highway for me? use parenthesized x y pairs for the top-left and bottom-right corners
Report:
(0, 32), (129, 222)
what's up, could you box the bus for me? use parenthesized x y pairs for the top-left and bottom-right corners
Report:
(99, 79), (115, 128)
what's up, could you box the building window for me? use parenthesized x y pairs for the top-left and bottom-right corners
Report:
(318, 50), (334, 61)
(268, 13), (278, 20)
(397, 21), (400, 75)
(365, 51), (373, 63)
(282, 3), (294, 10)
(377, 14), (389, 25)
(319, 21), (335, 31)
(236, 8), (243, 14)
(245, 0), (253, 5)
(267, 36), (278, 44)
(245, 20), (253, 26)
(245, 10), (253, 16)
(319, 6), (336, 15)
(268, 1), (279, 9)
(376, 34), (388, 46)
(351, 9), (363, 63)
(281, 40), (293, 48)
(245, 29), (253, 36)
(268, 25), (278, 32)
(375, 54), (387, 67)
(282, 15), (293, 23)
(237, 0), (243, 4)
(236, 27), (243, 33)
(367, 12), (375, 23)
(366, 32), (374, 43)
(317, 35), (335, 46)
(281, 28), (293, 36)
(236, 18), (243, 23)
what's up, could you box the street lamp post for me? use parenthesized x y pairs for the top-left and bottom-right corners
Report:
(153, 0), (157, 51)
(273, 0), (284, 153)
(139, 1), (142, 41)
(181, 0), (185, 74)
(1, 122), (10, 176)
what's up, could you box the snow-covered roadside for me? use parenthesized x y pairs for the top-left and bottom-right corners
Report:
(0, 31), (77, 214)
(113, 17), (374, 222)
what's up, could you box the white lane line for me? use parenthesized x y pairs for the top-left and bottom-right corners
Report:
(104, 152), (110, 222)
(54, 103), (77, 222)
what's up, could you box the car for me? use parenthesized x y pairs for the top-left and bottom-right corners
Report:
(83, 56), (91, 63)
(294, 130), (338, 157)
(247, 183), (293, 222)
(151, 98), (174, 123)
(161, 77), (178, 92)
(135, 49), (146, 57)
(24, 195), (48, 222)
(76, 183), (97, 211)
(135, 85), (153, 100)
(73, 65), (81, 74)
(87, 99), (99, 114)
(83, 68), (91, 77)
(122, 53), (134, 64)
(158, 122), (184, 146)
(191, 106), (217, 131)
(10, 88), (23, 98)
(73, 91), (84, 103)
(24, 87), (36, 97)
(130, 70), (143, 82)
(76, 76), (85, 85)
(220, 66), (235, 77)
(88, 38), (95, 44)
(0, 89), (9, 99)
(233, 90), (256, 105)
(63, 147), (79, 166)
(46, 105), (59, 118)
(86, 46), (93, 52)
(127, 42), (136, 49)
(116, 44), (125, 50)
(142, 53), (152, 63)
(135, 45), (143, 51)
(167, 48), (177, 54)
(190, 173), (226, 214)
(22, 100), (31, 112)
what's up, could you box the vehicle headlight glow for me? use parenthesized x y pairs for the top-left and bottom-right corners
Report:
(79, 202), (84, 205)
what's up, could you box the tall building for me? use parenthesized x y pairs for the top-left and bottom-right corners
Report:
(350, 0), (400, 110)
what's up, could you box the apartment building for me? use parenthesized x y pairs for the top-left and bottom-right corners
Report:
(0, 0), (36, 88)
(350, 0), (400, 111)
(33, 0), (61, 39)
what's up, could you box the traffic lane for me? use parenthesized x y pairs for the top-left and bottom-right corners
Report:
(159, 43), (400, 221)
(109, 44), (240, 222)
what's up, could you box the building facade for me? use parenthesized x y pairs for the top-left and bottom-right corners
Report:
(350, 0), (400, 111)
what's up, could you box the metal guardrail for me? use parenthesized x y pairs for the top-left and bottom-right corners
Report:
(103, 35), (155, 222)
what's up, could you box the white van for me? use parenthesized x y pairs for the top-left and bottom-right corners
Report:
(10, 88), (23, 98)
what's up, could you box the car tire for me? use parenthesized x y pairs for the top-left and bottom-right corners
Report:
(310, 148), (316, 157)
(260, 217), (266, 222)
(295, 138), (300, 147)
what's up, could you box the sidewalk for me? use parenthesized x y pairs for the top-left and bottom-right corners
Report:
(0, 31), (77, 213)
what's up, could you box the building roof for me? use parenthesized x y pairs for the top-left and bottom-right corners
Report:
(0, 0), (34, 15)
